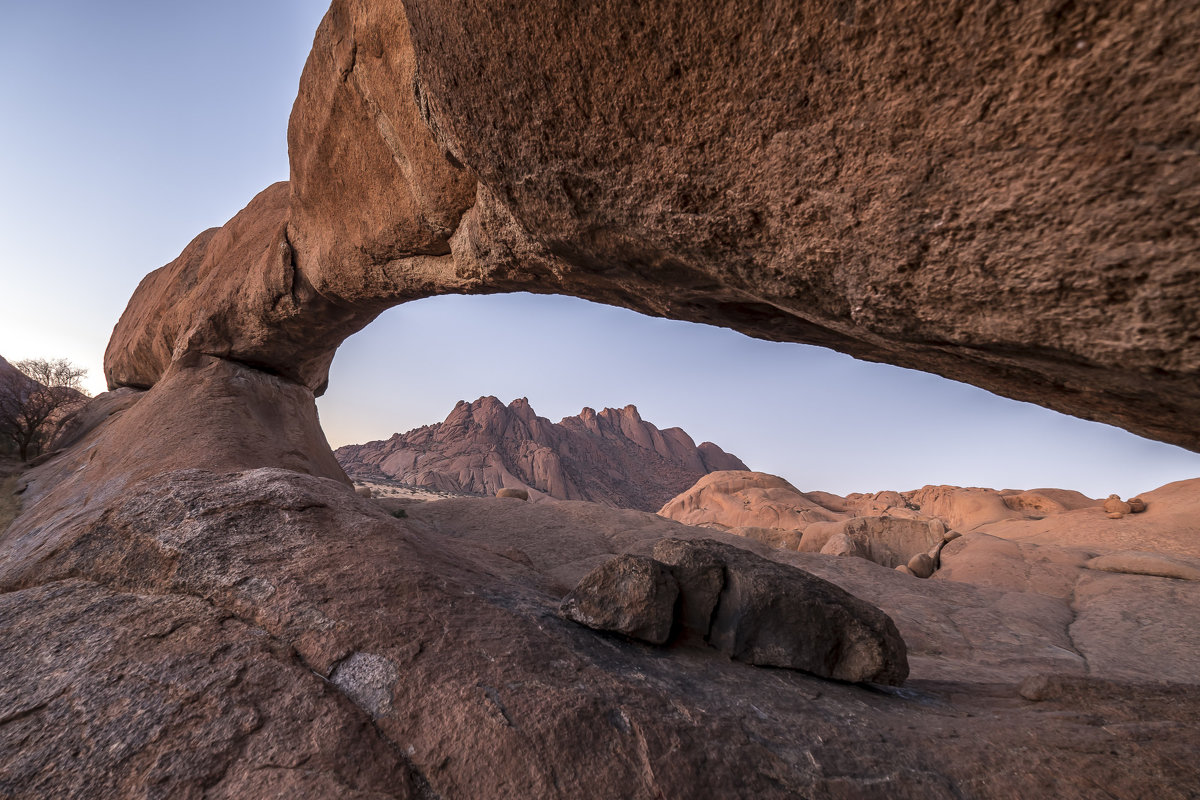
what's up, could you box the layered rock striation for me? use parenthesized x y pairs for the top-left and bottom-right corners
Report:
(335, 396), (747, 511)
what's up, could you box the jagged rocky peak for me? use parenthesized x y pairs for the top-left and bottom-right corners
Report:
(335, 397), (748, 511)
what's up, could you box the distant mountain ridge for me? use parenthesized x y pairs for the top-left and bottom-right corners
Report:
(334, 396), (748, 511)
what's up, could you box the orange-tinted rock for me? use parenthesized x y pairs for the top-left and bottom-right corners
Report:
(102, 183), (350, 393)
(732, 525), (804, 551)
(1000, 488), (1101, 516)
(1104, 495), (1134, 516)
(907, 553), (935, 579)
(102, 0), (1200, 452)
(286, 0), (477, 287)
(935, 533), (1094, 600)
(659, 471), (843, 534)
(820, 532), (863, 558)
(838, 516), (946, 569)
(969, 478), (1200, 561)
(907, 485), (1025, 532)
(662, 474), (993, 568)
(1087, 552), (1200, 583)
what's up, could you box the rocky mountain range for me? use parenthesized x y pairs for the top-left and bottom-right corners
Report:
(335, 396), (747, 511)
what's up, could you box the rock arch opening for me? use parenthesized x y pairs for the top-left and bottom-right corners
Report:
(320, 293), (1200, 500)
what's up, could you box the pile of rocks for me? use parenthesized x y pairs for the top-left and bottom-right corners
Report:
(1103, 494), (1147, 519)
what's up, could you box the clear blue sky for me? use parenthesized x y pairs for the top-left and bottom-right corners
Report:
(2, 2), (1198, 498)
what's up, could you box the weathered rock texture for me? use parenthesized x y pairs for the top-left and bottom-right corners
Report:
(12, 0), (1200, 796)
(1086, 551), (1200, 582)
(0, 355), (22, 387)
(655, 538), (909, 684)
(335, 396), (746, 511)
(659, 470), (1119, 564)
(659, 470), (1200, 597)
(4, 426), (1200, 796)
(0, 580), (428, 799)
(104, 0), (1200, 451)
(562, 542), (909, 685)
(560, 554), (679, 644)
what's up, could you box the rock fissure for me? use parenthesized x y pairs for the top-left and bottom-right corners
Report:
(1063, 581), (1092, 676)
(0, 697), (58, 729)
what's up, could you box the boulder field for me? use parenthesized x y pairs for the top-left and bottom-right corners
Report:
(3, 0), (1200, 796)
(657, 470), (1130, 561)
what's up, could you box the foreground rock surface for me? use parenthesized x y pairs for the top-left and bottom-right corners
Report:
(336, 396), (746, 510)
(0, 580), (427, 799)
(3, 454), (1199, 798)
(3, 378), (1199, 796)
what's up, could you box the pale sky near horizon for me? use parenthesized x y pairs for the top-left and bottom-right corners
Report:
(2, 2), (1198, 498)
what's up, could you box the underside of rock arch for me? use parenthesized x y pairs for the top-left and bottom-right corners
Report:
(105, 0), (1200, 453)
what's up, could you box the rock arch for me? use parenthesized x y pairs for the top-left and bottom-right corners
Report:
(105, 0), (1200, 461)
(4, 6), (1200, 794)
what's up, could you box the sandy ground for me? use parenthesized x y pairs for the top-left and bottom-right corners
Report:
(353, 477), (473, 502)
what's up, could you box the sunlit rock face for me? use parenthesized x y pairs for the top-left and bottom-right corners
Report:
(104, 0), (1200, 452)
(335, 396), (747, 511)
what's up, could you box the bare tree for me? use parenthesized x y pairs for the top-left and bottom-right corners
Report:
(0, 358), (89, 461)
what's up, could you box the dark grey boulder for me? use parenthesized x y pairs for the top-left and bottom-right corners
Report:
(651, 538), (725, 640)
(559, 554), (679, 644)
(658, 539), (909, 685)
(567, 539), (909, 685)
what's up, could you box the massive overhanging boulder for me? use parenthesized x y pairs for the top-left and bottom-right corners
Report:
(106, 0), (1200, 451)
